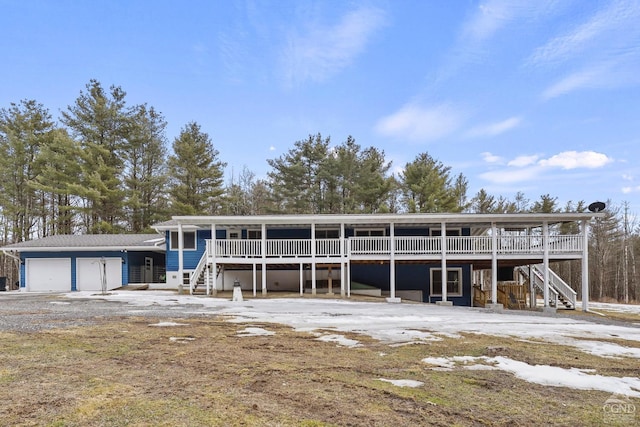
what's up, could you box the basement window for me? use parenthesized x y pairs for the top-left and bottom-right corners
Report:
(430, 268), (463, 296)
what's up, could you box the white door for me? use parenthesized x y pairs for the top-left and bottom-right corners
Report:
(76, 258), (122, 291)
(26, 258), (72, 292)
(143, 257), (153, 282)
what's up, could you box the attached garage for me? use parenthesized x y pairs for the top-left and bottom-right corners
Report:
(25, 258), (72, 292)
(1, 234), (165, 292)
(76, 258), (122, 291)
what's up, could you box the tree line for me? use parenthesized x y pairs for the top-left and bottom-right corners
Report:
(0, 80), (637, 302)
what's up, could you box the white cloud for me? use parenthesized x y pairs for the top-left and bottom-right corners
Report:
(375, 103), (462, 142)
(541, 65), (610, 100)
(508, 155), (539, 167)
(622, 173), (634, 181)
(481, 152), (503, 164)
(622, 186), (640, 194)
(462, 0), (559, 43)
(538, 151), (613, 169)
(467, 116), (522, 137)
(528, 0), (640, 66)
(269, 145), (276, 151)
(281, 6), (386, 87)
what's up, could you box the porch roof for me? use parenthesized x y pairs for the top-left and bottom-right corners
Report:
(152, 212), (601, 231)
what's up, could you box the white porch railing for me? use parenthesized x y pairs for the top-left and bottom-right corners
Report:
(204, 234), (583, 259)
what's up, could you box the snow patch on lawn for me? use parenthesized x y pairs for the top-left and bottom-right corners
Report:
(316, 334), (361, 347)
(169, 336), (195, 343)
(423, 355), (640, 398)
(378, 378), (424, 388)
(237, 327), (275, 337)
(149, 321), (188, 327)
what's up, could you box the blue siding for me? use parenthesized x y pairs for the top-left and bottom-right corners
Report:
(166, 230), (213, 271)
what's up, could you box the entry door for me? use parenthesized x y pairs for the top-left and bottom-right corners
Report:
(144, 257), (154, 282)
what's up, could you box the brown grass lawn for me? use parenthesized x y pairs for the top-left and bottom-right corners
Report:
(1, 311), (639, 427)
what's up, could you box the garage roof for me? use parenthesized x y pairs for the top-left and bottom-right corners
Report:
(1, 234), (165, 252)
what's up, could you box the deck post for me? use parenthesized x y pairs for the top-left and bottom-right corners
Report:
(581, 220), (589, 311)
(491, 222), (498, 304)
(177, 222), (185, 293)
(299, 263), (304, 296)
(440, 221), (448, 303)
(311, 223), (316, 295)
(340, 223), (345, 297)
(543, 222), (550, 309)
(252, 263), (257, 297)
(261, 223), (267, 296)
(389, 222), (397, 300)
(211, 223), (216, 296)
(529, 264), (535, 308)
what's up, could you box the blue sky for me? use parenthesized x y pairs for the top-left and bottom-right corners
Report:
(2, 0), (639, 213)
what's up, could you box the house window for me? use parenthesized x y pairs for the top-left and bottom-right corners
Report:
(315, 229), (339, 239)
(247, 229), (262, 240)
(170, 231), (196, 250)
(227, 228), (240, 239)
(430, 228), (461, 236)
(430, 268), (463, 296)
(355, 229), (385, 237)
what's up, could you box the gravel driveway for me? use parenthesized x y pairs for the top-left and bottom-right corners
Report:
(0, 291), (218, 332)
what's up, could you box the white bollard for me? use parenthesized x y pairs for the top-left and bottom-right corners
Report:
(232, 279), (243, 302)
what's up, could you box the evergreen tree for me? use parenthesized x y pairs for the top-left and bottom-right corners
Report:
(167, 122), (226, 215)
(123, 104), (168, 231)
(400, 152), (462, 213)
(0, 100), (54, 241)
(61, 80), (129, 233)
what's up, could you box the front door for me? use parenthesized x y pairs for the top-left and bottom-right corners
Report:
(144, 257), (154, 282)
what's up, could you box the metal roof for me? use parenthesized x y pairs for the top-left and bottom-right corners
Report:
(151, 212), (602, 230)
(1, 234), (165, 252)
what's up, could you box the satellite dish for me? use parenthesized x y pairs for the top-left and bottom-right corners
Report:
(588, 201), (606, 212)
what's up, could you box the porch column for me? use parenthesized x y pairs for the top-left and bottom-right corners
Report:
(529, 264), (535, 308)
(340, 223), (346, 297)
(299, 263), (304, 296)
(491, 223), (498, 304)
(177, 222), (185, 292)
(389, 222), (396, 300)
(311, 223), (317, 295)
(210, 223), (216, 296)
(581, 220), (589, 311)
(543, 222), (550, 308)
(347, 260), (351, 298)
(261, 223), (267, 296)
(252, 263), (257, 297)
(440, 221), (447, 303)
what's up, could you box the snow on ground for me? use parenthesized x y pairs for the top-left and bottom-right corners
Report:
(148, 321), (188, 327)
(378, 378), (424, 388)
(67, 291), (640, 358)
(590, 302), (640, 315)
(315, 333), (361, 348)
(423, 355), (640, 398)
(237, 327), (275, 337)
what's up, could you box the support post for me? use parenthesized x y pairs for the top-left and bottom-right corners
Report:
(252, 263), (257, 297)
(211, 223), (216, 296)
(177, 222), (185, 293)
(340, 223), (346, 297)
(311, 223), (316, 295)
(543, 222), (551, 310)
(581, 220), (589, 312)
(487, 222), (502, 310)
(261, 223), (267, 296)
(387, 222), (400, 303)
(299, 263), (304, 296)
(437, 222), (452, 306)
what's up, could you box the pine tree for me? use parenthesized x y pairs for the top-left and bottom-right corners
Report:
(167, 122), (226, 215)
(61, 80), (129, 233)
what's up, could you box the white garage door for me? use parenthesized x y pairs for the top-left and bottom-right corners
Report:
(76, 258), (123, 291)
(26, 258), (72, 292)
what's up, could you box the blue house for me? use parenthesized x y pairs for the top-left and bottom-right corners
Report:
(152, 212), (599, 310)
(1, 234), (165, 292)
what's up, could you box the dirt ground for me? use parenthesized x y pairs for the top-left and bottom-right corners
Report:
(0, 295), (638, 426)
